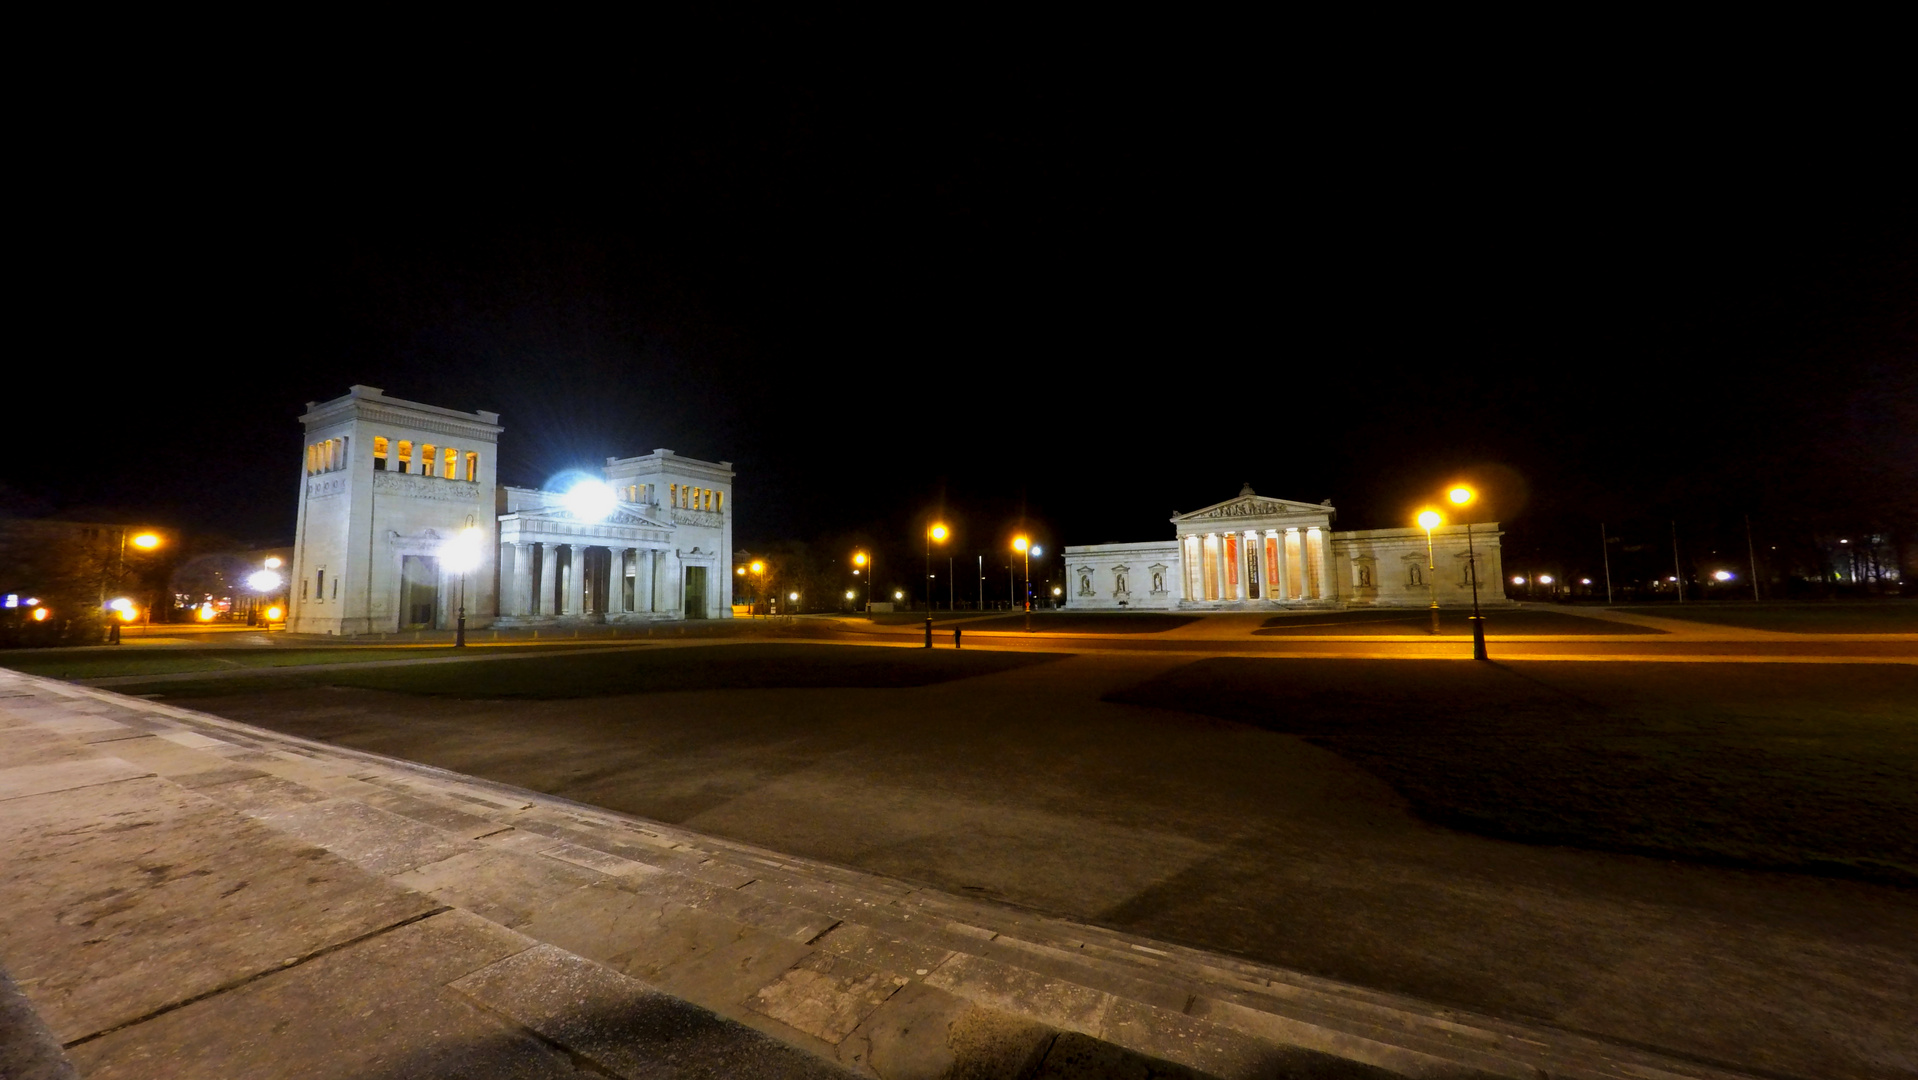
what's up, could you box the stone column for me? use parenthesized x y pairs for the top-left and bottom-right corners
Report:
(555, 545), (573, 616)
(1233, 532), (1249, 601)
(1317, 527), (1335, 602)
(1242, 537), (1258, 606)
(529, 544), (552, 613)
(499, 543), (519, 617)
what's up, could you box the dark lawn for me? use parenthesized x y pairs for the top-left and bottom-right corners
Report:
(0, 642), (595, 680)
(960, 613), (1197, 634)
(1256, 610), (1654, 636)
(860, 611), (1023, 625)
(1110, 658), (1918, 886)
(111, 643), (1064, 699)
(1616, 601), (1918, 634)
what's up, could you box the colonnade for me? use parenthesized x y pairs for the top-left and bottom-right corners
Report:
(497, 541), (677, 619)
(1181, 526), (1333, 603)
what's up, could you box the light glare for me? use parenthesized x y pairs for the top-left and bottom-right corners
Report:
(562, 479), (618, 523)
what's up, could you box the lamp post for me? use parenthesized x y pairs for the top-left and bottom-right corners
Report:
(852, 552), (870, 612)
(1447, 486), (1487, 661)
(750, 561), (767, 617)
(1416, 509), (1442, 635)
(925, 523), (947, 647)
(1013, 536), (1032, 632)
(443, 520), (483, 648)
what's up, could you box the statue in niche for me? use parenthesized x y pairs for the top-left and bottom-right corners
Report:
(1152, 570), (1164, 592)
(1079, 572), (1093, 596)
(1115, 571), (1128, 594)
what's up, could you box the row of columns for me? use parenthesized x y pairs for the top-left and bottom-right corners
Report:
(499, 541), (677, 618)
(1182, 526), (1333, 603)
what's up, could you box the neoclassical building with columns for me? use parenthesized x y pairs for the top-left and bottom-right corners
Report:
(1063, 485), (1506, 611)
(289, 386), (732, 635)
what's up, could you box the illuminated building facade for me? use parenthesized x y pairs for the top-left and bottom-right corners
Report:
(1064, 485), (1505, 611)
(289, 386), (732, 635)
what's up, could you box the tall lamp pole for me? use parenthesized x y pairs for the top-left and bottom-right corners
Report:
(446, 520), (483, 648)
(853, 552), (870, 612)
(1447, 486), (1487, 661)
(1417, 510), (1442, 635)
(1013, 536), (1032, 632)
(925, 523), (947, 647)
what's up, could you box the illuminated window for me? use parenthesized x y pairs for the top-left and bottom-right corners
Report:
(716, 491), (723, 513)
(443, 447), (458, 479)
(464, 451), (478, 482)
(306, 444), (317, 475)
(322, 439), (335, 472)
(670, 483), (679, 507)
(397, 441), (412, 473)
(421, 445), (436, 476)
(704, 490), (713, 511)
(374, 436), (389, 470)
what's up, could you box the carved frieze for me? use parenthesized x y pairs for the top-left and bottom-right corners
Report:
(373, 473), (484, 503)
(306, 477), (347, 499)
(1191, 498), (1288, 520)
(670, 508), (723, 528)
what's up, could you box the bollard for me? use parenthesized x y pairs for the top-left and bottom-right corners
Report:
(954, 627), (962, 649)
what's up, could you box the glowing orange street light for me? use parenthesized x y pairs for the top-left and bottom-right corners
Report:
(1013, 535), (1034, 631)
(924, 523), (948, 645)
(1415, 510), (1443, 635)
(1446, 484), (1487, 660)
(852, 551), (871, 612)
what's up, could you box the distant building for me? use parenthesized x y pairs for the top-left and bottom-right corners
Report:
(289, 386), (733, 635)
(1063, 485), (1506, 611)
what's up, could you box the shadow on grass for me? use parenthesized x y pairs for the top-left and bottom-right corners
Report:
(1109, 658), (1918, 886)
(959, 613), (1198, 634)
(1255, 610), (1656, 635)
(115, 643), (1065, 700)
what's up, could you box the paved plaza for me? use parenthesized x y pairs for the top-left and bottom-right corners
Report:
(2, 605), (1914, 1078)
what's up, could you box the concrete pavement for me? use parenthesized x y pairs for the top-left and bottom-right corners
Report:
(0, 669), (1773, 1079)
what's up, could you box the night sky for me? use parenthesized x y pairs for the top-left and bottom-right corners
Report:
(10, 68), (1914, 582)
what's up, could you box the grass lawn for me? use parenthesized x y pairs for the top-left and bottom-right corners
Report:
(959, 613), (1197, 634)
(0, 643), (595, 680)
(1256, 610), (1654, 636)
(859, 611), (1013, 625)
(107, 643), (1063, 699)
(1111, 658), (1918, 886)
(1615, 601), (1918, 634)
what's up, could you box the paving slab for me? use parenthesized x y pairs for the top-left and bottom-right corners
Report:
(0, 772), (440, 1045)
(451, 942), (856, 1079)
(65, 911), (576, 1080)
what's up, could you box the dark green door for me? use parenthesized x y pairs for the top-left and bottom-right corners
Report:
(683, 566), (707, 619)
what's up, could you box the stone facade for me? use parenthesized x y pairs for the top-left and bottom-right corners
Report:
(1064, 485), (1505, 611)
(289, 387), (733, 635)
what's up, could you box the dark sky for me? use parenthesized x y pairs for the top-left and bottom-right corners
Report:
(9, 64), (1914, 580)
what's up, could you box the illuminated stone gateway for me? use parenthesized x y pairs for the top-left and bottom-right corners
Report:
(289, 386), (733, 635)
(1064, 485), (1507, 611)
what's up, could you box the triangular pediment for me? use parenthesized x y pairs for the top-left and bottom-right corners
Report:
(513, 501), (673, 530)
(1173, 490), (1334, 524)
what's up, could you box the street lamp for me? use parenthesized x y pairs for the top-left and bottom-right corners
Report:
(1447, 485), (1488, 661)
(1013, 536), (1032, 632)
(852, 551), (870, 612)
(443, 521), (484, 647)
(1416, 509), (1443, 635)
(750, 560), (767, 617)
(925, 522), (947, 647)
(107, 529), (163, 644)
